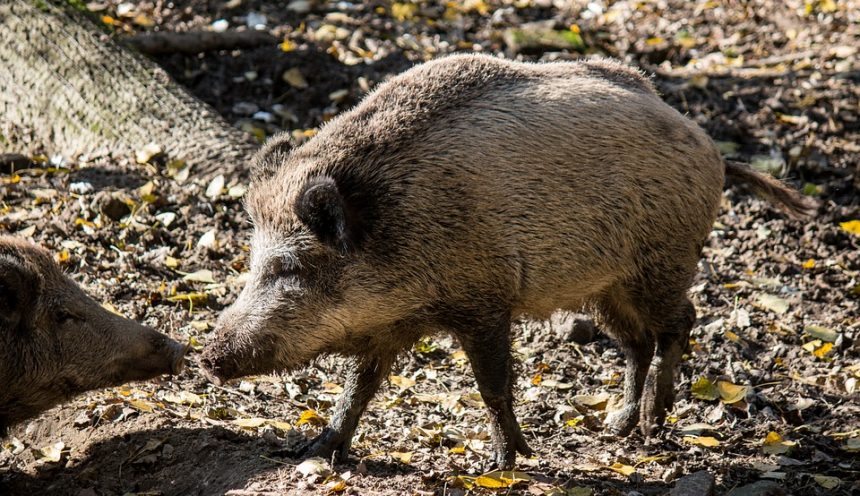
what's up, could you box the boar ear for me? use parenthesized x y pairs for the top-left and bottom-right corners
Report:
(296, 175), (366, 253)
(251, 134), (293, 182)
(0, 255), (39, 331)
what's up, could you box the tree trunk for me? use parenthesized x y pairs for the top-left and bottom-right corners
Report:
(0, 0), (258, 178)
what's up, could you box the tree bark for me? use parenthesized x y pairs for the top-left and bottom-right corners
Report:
(0, 0), (258, 178)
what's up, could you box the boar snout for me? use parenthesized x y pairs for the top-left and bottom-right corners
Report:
(199, 334), (278, 386)
(113, 322), (187, 381)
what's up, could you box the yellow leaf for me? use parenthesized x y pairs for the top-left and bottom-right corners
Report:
(162, 391), (203, 406)
(802, 258), (816, 269)
(232, 418), (267, 428)
(128, 399), (155, 412)
(389, 375), (416, 390)
(279, 39), (297, 52)
(296, 409), (326, 427)
(608, 462), (636, 476)
(839, 220), (860, 235)
(802, 339), (822, 352)
(717, 381), (750, 404)
(565, 416), (585, 428)
(389, 451), (413, 464)
(391, 3), (417, 20)
(165, 256), (180, 269)
(646, 37), (664, 46)
(474, 470), (530, 488)
(531, 372), (543, 385)
(635, 453), (674, 466)
(449, 445), (465, 454)
(683, 436), (720, 447)
(328, 479), (347, 492)
(691, 377), (719, 401)
(269, 421), (292, 432)
(165, 292), (208, 305)
(813, 342), (833, 358)
(762, 431), (796, 455)
(813, 475), (840, 489)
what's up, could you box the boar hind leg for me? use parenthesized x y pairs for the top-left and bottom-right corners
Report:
(454, 311), (533, 470)
(300, 353), (396, 461)
(640, 298), (695, 435)
(601, 293), (655, 436)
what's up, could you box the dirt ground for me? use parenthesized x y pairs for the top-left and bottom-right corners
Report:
(1, 0), (859, 495)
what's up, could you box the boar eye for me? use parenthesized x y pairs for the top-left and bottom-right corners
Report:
(55, 310), (80, 324)
(272, 259), (298, 278)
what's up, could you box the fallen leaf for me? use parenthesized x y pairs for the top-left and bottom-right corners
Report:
(683, 436), (720, 447)
(762, 431), (796, 455)
(327, 479), (347, 492)
(135, 142), (162, 164)
(813, 475), (840, 489)
(34, 441), (65, 463)
(608, 462), (636, 476)
(182, 269), (217, 284)
(474, 470), (530, 488)
(283, 68), (309, 89)
(296, 409), (326, 427)
(389, 451), (413, 464)
(296, 457), (331, 478)
(805, 325), (838, 342)
(802, 258), (816, 269)
(691, 377), (720, 401)
(198, 229), (219, 250)
(839, 220), (860, 235)
(233, 418), (267, 428)
(206, 174), (225, 199)
(573, 392), (610, 410)
(813, 342), (834, 358)
(389, 375), (416, 391)
(128, 399), (155, 412)
(843, 438), (860, 452)
(679, 423), (717, 436)
(756, 293), (789, 315)
(717, 381), (750, 404)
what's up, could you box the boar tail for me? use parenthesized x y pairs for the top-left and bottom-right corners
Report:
(724, 160), (818, 218)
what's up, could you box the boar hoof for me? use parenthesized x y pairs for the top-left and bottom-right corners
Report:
(604, 406), (639, 436)
(490, 429), (533, 470)
(298, 428), (351, 462)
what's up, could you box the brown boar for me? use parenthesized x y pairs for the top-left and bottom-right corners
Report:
(0, 237), (186, 435)
(201, 54), (814, 468)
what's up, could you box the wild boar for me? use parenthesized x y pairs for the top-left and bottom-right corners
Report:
(201, 54), (814, 468)
(0, 237), (186, 435)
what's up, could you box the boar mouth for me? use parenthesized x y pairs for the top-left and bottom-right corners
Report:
(199, 346), (281, 386)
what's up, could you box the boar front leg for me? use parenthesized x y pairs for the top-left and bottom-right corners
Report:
(300, 353), (395, 461)
(455, 312), (533, 469)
